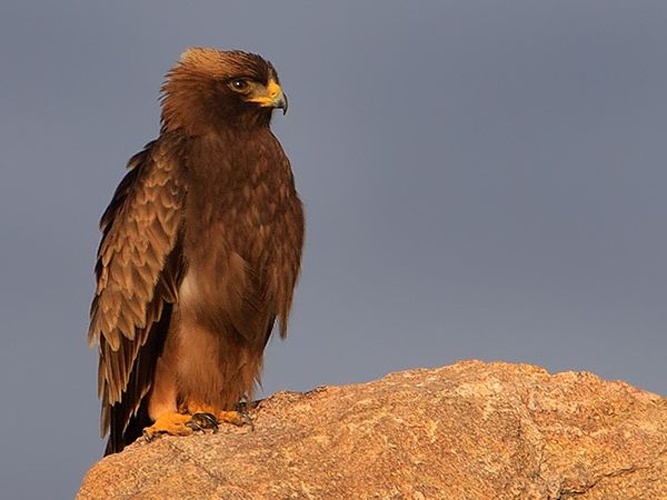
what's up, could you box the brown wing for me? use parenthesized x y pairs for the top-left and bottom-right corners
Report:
(88, 135), (185, 448)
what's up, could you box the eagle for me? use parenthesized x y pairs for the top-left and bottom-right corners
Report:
(88, 48), (305, 455)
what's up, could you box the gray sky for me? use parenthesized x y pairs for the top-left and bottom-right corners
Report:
(1, 2), (666, 498)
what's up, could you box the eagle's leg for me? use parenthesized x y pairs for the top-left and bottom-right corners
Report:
(142, 412), (194, 441)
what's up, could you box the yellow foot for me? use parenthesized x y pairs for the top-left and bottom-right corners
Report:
(142, 409), (253, 443)
(142, 412), (193, 442)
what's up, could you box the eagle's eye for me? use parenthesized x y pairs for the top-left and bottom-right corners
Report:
(230, 79), (250, 92)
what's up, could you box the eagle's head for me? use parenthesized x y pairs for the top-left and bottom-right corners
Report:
(161, 47), (287, 134)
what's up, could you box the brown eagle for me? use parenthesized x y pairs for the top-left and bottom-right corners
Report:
(88, 48), (304, 455)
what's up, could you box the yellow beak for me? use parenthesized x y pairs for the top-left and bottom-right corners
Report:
(248, 80), (288, 114)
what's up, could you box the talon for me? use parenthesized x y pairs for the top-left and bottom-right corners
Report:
(235, 397), (254, 430)
(239, 409), (254, 431)
(142, 428), (158, 442)
(245, 414), (255, 431)
(186, 412), (219, 433)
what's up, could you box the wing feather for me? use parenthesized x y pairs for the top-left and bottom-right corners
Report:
(88, 136), (185, 441)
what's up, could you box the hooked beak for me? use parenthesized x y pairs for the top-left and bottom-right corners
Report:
(249, 79), (288, 115)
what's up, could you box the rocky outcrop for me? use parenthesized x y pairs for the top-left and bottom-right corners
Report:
(78, 360), (667, 499)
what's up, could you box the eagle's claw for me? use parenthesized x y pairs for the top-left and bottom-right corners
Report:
(235, 398), (255, 430)
(142, 428), (159, 442)
(186, 412), (220, 433)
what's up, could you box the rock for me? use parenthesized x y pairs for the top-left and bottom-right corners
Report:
(77, 360), (667, 499)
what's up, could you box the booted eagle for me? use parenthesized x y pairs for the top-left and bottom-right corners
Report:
(88, 48), (305, 455)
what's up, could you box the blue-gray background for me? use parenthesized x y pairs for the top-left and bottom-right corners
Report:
(1, 2), (665, 498)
